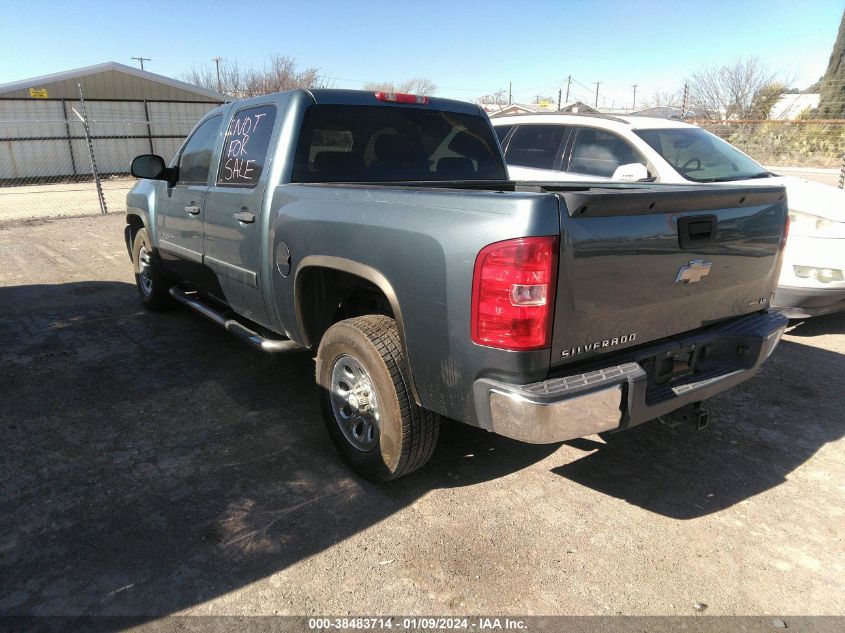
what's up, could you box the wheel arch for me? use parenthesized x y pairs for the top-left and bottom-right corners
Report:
(294, 256), (421, 405)
(125, 209), (148, 259)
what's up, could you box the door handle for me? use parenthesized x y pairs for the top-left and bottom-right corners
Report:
(185, 205), (200, 215)
(233, 211), (256, 224)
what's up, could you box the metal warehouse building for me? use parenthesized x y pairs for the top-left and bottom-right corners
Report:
(0, 61), (226, 181)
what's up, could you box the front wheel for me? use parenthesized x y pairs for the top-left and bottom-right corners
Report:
(316, 315), (440, 481)
(131, 227), (172, 310)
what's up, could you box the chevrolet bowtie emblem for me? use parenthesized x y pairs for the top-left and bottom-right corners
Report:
(676, 259), (712, 284)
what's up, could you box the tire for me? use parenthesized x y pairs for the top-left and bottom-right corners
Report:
(316, 315), (440, 482)
(131, 227), (172, 311)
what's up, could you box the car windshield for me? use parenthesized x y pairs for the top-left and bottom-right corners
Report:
(634, 127), (771, 182)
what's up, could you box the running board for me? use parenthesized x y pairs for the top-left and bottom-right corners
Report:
(168, 287), (305, 353)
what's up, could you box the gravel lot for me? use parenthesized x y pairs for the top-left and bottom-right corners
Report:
(0, 214), (843, 622)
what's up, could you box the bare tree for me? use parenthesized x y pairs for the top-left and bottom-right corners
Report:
(182, 55), (329, 98)
(362, 77), (438, 94)
(477, 89), (508, 106)
(685, 56), (780, 120)
(640, 88), (683, 110)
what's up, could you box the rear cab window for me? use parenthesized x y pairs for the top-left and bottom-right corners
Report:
(503, 124), (568, 170)
(292, 105), (508, 182)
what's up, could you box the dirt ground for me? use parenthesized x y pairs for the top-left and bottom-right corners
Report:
(0, 214), (843, 623)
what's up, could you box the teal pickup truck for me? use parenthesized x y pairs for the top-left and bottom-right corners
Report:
(126, 89), (789, 481)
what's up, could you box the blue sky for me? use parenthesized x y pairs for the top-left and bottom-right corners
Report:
(1, 0), (841, 105)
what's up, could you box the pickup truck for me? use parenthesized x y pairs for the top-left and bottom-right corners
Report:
(126, 89), (789, 481)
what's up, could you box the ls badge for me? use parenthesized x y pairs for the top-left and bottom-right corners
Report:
(676, 260), (712, 284)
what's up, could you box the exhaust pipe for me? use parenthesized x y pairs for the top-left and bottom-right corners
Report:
(659, 401), (709, 431)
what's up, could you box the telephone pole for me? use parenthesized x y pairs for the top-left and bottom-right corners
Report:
(131, 56), (150, 70)
(631, 84), (638, 110)
(682, 82), (690, 117)
(593, 82), (602, 108)
(212, 57), (224, 94)
(558, 89), (562, 111)
(565, 75), (572, 103)
(508, 81), (512, 106)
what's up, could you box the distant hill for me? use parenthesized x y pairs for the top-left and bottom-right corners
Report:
(817, 10), (845, 117)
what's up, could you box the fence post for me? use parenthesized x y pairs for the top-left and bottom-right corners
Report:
(840, 152), (845, 190)
(60, 98), (79, 177)
(142, 100), (154, 154)
(77, 83), (107, 214)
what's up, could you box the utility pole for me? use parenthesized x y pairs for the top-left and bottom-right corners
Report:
(631, 84), (638, 110)
(212, 57), (224, 94)
(558, 89), (562, 111)
(565, 75), (572, 103)
(131, 56), (150, 70)
(593, 82), (602, 108)
(682, 82), (690, 117)
(508, 81), (512, 106)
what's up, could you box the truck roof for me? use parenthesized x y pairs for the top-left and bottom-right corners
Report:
(304, 89), (484, 116)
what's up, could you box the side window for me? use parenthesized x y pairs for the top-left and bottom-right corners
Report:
(567, 127), (646, 178)
(217, 104), (277, 188)
(493, 124), (513, 144)
(177, 115), (222, 185)
(504, 125), (567, 170)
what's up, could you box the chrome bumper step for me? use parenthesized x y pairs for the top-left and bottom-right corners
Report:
(168, 286), (305, 353)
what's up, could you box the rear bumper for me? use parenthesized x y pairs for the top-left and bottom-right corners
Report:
(473, 311), (787, 444)
(772, 285), (845, 319)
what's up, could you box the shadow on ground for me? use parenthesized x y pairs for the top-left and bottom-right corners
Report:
(0, 281), (558, 619)
(785, 310), (845, 337)
(0, 282), (842, 618)
(553, 312), (845, 519)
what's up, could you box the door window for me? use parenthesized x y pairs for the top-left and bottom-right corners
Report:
(494, 124), (514, 144)
(504, 125), (567, 170)
(177, 115), (222, 185)
(567, 127), (646, 178)
(217, 105), (277, 188)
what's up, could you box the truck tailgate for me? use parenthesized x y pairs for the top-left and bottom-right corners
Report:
(551, 185), (787, 367)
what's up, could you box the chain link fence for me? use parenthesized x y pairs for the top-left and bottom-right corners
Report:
(3, 94), (845, 224)
(0, 98), (221, 222)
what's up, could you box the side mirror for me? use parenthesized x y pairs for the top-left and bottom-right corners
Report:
(130, 154), (167, 180)
(611, 162), (649, 182)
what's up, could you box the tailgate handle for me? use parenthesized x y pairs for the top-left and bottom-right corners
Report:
(678, 215), (717, 249)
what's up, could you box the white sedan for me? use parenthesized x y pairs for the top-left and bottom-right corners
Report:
(491, 113), (845, 318)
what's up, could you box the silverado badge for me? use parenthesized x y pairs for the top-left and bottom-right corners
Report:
(675, 260), (712, 284)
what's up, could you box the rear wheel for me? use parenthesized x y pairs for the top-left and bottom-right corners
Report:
(316, 315), (440, 481)
(132, 228), (172, 310)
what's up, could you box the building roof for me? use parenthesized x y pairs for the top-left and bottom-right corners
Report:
(0, 61), (226, 101)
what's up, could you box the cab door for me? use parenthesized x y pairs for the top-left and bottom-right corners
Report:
(155, 114), (223, 286)
(202, 103), (279, 327)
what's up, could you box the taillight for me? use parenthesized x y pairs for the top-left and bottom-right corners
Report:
(374, 91), (430, 104)
(471, 236), (559, 351)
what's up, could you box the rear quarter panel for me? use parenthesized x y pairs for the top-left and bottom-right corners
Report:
(268, 184), (561, 424)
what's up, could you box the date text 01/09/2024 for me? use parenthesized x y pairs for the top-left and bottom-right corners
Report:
(307, 617), (527, 630)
